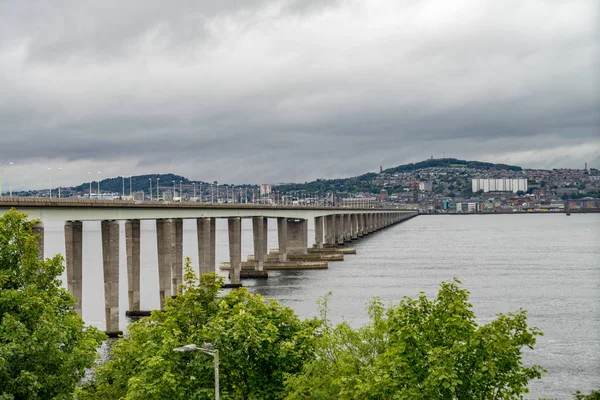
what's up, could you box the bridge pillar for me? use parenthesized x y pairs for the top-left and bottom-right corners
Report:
(358, 214), (364, 237)
(344, 214), (352, 242)
(101, 220), (120, 334)
(324, 215), (336, 247)
(336, 214), (344, 245)
(351, 214), (358, 240)
(287, 218), (308, 254)
(263, 218), (269, 263)
(32, 222), (44, 260)
(197, 217), (215, 275)
(228, 217), (242, 284)
(277, 217), (288, 262)
(172, 218), (183, 296)
(253, 217), (266, 271)
(64, 220), (83, 316)
(125, 219), (141, 312)
(314, 216), (324, 248)
(156, 219), (172, 309)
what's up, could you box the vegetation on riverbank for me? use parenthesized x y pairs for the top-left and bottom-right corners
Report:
(0, 209), (105, 399)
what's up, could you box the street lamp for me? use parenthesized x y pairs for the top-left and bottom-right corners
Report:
(57, 167), (62, 198)
(97, 172), (101, 196)
(88, 172), (92, 199)
(157, 178), (160, 200)
(173, 180), (176, 200)
(193, 182), (196, 201)
(9, 162), (14, 197)
(48, 167), (52, 198)
(149, 178), (153, 201)
(174, 343), (219, 400)
(129, 175), (133, 198)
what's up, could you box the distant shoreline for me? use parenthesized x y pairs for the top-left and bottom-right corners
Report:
(419, 210), (600, 215)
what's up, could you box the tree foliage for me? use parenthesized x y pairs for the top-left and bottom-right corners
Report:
(285, 279), (544, 400)
(0, 209), (105, 400)
(77, 260), (319, 400)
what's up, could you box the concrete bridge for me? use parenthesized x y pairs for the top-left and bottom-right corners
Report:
(0, 198), (417, 333)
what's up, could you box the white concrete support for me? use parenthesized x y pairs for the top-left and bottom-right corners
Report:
(228, 217), (242, 284)
(277, 217), (288, 262)
(287, 218), (308, 254)
(125, 219), (141, 312)
(64, 220), (83, 316)
(172, 218), (183, 296)
(357, 214), (364, 237)
(314, 216), (324, 248)
(351, 214), (359, 240)
(325, 215), (336, 247)
(336, 214), (345, 245)
(252, 216), (266, 271)
(197, 217), (215, 275)
(262, 217), (269, 263)
(344, 214), (352, 242)
(156, 219), (172, 309)
(101, 220), (120, 333)
(32, 222), (44, 260)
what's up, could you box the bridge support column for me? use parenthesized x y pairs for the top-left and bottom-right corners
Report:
(65, 221), (83, 316)
(125, 219), (141, 312)
(277, 217), (288, 262)
(172, 218), (183, 296)
(32, 222), (44, 260)
(357, 214), (364, 237)
(344, 214), (352, 242)
(324, 215), (336, 247)
(253, 217), (266, 271)
(101, 220), (120, 334)
(351, 214), (358, 240)
(314, 216), (324, 248)
(156, 219), (172, 309)
(228, 217), (242, 284)
(336, 214), (344, 246)
(287, 218), (308, 254)
(197, 217), (215, 275)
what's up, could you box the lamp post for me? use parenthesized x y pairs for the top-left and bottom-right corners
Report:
(57, 167), (62, 198)
(97, 172), (101, 196)
(174, 343), (219, 400)
(149, 178), (153, 201)
(48, 167), (52, 198)
(88, 172), (92, 199)
(122, 176), (125, 199)
(193, 182), (196, 201)
(214, 181), (218, 203)
(129, 175), (133, 198)
(9, 162), (14, 197)
(173, 180), (176, 200)
(179, 181), (182, 201)
(157, 178), (160, 201)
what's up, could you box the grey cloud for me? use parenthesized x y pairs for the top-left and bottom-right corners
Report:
(0, 0), (598, 190)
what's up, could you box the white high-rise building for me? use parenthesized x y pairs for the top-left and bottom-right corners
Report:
(472, 178), (527, 193)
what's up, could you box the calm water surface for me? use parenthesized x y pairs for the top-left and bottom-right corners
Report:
(44, 214), (600, 398)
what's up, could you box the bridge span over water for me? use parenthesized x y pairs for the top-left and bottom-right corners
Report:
(0, 198), (417, 333)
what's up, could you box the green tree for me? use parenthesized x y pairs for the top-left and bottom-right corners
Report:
(0, 209), (105, 400)
(78, 261), (319, 400)
(285, 279), (544, 400)
(574, 390), (600, 400)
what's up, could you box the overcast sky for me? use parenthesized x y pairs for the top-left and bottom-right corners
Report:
(0, 0), (598, 190)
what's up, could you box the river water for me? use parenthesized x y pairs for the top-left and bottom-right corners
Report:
(43, 213), (599, 398)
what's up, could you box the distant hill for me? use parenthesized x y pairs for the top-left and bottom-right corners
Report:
(382, 158), (522, 174)
(275, 158), (522, 195)
(72, 174), (195, 194)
